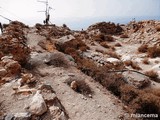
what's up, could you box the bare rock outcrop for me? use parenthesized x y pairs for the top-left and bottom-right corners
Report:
(27, 91), (47, 115)
(0, 21), (30, 64)
(0, 56), (21, 78)
(87, 22), (123, 35)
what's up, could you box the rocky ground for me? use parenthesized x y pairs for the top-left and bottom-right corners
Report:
(0, 20), (160, 120)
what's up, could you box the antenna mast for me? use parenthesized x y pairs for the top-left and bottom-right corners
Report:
(37, 0), (52, 25)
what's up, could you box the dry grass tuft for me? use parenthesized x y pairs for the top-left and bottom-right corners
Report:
(94, 34), (114, 42)
(145, 70), (159, 82)
(110, 46), (116, 51)
(132, 93), (160, 115)
(100, 42), (110, 48)
(145, 89), (160, 97)
(124, 60), (132, 66)
(131, 61), (142, 70)
(106, 51), (120, 59)
(147, 46), (160, 58)
(124, 60), (142, 70)
(142, 58), (150, 64)
(138, 44), (148, 53)
(56, 38), (89, 53)
(120, 85), (160, 115)
(120, 34), (129, 38)
(66, 79), (93, 97)
(105, 35), (115, 42)
(46, 52), (70, 68)
(95, 49), (105, 54)
(120, 85), (139, 104)
(77, 58), (126, 96)
(155, 25), (160, 31)
(115, 43), (122, 47)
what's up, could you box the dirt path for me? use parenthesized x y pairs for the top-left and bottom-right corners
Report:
(37, 66), (130, 120)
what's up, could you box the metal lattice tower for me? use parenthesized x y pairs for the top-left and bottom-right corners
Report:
(37, 0), (52, 24)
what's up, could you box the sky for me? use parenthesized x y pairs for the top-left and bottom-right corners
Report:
(0, 0), (160, 29)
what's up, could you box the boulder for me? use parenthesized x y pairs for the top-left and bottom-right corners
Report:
(0, 56), (21, 76)
(123, 71), (151, 88)
(5, 113), (14, 120)
(14, 112), (31, 120)
(0, 21), (30, 64)
(106, 58), (120, 63)
(28, 91), (47, 115)
(56, 35), (75, 44)
(27, 52), (51, 68)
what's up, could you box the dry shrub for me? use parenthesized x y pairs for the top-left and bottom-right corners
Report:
(155, 25), (160, 32)
(138, 44), (148, 53)
(88, 22), (123, 34)
(105, 35), (115, 42)
(94, 37), (103, 42)
(145, 89), (160, 97)
(120, 85), (160, 115)
(78, 58), (126, 96)
(145, 70), (159, 82)
(75, 80), (93, 97)
(46, 52), (70, 68)
(93, 34), (104, 42)
(94, 33), (105, 42)
(79, 46), (89, 52)
(66, 79), (93, 97)
(104, 74), (125, 96)
(106, 51), (120, 59)
(95, 49), (106, 54)
(124, 60), (141, 70)
(115, 43), (122, 47)
(56, 39), (89, 52)
(64, 48), (77, 54)
(130, 61), (142, 70)
(64, 47), (79, 59)
(55, 38), (89, 63)
(147, 46), (160, 58)
(100, 42), (110, 48)
(155, 60), (160, 64)
(120, 85), (139, 104)
(110, 46), (116, 51)
(124, 60), (132, 66)
(94, 68), (126, 96)
(132, 93), (160, 115)
(120, 34), (129, 38)
(94, 34), (114, 42)
(78, 58), (98, 76)
(142, 58), (150, 64)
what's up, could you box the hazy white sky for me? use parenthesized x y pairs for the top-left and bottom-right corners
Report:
(0, 0), (160, 28)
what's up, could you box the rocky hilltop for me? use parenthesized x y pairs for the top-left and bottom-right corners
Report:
(0, 20), (160, 120)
